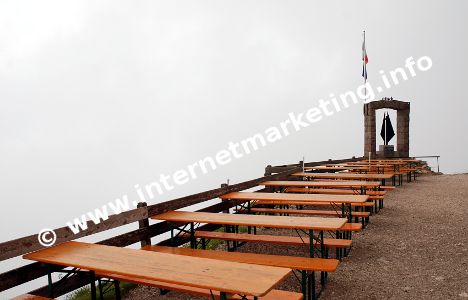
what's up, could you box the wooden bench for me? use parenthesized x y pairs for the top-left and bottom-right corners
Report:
(141, 244), (338, 298)
(97, 273), (303, 300)
(194, 231), (351, 253)
(11, 295), (53, 300)
(284, 187), (384, 209)
(252, 200), (375, 221)
(339, 223), (363, 232)
(285, 187), (386, 196)
(145, 245), (339, 271)
(249, 207), (369, 225)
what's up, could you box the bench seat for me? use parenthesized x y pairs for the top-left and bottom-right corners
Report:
(194, 231), (352, 249)
(285, 187), (386, 196)
(337, 222), (362, 232)
(143, 245), (340, 272)
(249, 207), (370, 218)
(97, 272), (303, 300)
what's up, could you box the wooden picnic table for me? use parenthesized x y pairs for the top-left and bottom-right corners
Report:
(292, 172), (394, 183)
(153, 211), (346, 260)
(366, 159), (421, 163)
(220, 192), (369, 222)
(304, 166), (368, 171)
(24, 241), (291, 300)
(345, 162), (396, 167)
(154, 211), (347, 231)
(261, 180), (380, 190)
(220, 192), (368, 204)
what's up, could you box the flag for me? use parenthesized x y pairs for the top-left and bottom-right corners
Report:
(380, 112), (395, 145)
(362, 33), (368, 80)
(385, 113), (395, 143)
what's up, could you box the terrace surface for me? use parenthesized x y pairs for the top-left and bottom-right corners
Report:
(124, 173), (468, 300)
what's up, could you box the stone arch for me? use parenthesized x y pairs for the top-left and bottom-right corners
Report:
(363, 99), (410, 158)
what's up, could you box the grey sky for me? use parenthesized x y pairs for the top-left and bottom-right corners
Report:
(1, 0), (467, 296)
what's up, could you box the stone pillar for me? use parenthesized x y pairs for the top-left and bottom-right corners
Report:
(363, 104), (376, 158)
(396, 108), (410, 157)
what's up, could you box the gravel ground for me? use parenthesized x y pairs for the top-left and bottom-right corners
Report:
(125, 173), (468, 300)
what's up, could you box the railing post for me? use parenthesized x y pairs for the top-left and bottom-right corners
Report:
(264, 165), (272, 176)
(137, 202), (151, 247)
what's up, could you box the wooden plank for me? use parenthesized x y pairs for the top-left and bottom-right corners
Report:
(0, 206), (148, 262)
(261, 180), (380, 188)
(144, 245), (339, 272)
(153, 211), (347, 231)
(221, 192), (368, 204)
(24, 242), (291, 297)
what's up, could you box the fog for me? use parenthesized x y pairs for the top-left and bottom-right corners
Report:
(1, 1), (467, 297)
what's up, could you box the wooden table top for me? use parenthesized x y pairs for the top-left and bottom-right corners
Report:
(24, 241), (291, 297)
(221, 192), (368, 204)
(153, 211), (347, 231)
(261, 180), (381, 188)
(292, 172), (394, 180)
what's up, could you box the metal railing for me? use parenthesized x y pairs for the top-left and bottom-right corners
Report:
(412, 155), (440, 173)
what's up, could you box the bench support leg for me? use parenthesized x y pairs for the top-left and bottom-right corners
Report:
(98, 279), (104, 300)
(308, 271), (316, 300)
(190, 222), (195, 249)
(320, 231), (327, 286)
(114, 280), (121, 300)
(220, 291), (227, 300)
(301, 270), (307, 299)
(309, 230), (315, 258)
(201, 238), (206, 249)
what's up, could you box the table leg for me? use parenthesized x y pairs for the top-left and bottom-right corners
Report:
(308, 271), (316, 300)
(320, 231), (326, 285)
(98, 279), (104, 300)
(90, 271), (97, 300)
(46, 264), (53, 298)
(301, 270), (307, 299)
(309, 229), (315, 258)
(347, 204), (352, 223)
